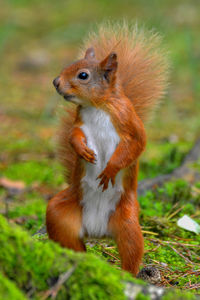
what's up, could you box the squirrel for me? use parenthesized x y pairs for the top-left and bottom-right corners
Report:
(46, 22), (168, 276)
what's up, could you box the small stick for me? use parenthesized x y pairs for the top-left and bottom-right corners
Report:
(42, 264), (77, 299)
(167, 206), (184, 220)
(142, 230), (158, 235)
(149, 238), (200, 248)
(167, 244), (198, 266)
(102, 249), (120, 261)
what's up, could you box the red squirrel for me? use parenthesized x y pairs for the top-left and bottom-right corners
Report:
(46, 23), (168, 276)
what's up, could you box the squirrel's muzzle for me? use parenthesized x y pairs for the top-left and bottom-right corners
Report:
(53, 76), (60, 89)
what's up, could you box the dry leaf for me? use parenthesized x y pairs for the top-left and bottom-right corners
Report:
(0, 177), (26, 193)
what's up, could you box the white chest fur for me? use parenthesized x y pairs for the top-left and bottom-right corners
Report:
(80, 107), (123, 238)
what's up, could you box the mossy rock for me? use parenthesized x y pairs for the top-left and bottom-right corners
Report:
(0, 215), (131, 299)
(0, 215), (197, 299)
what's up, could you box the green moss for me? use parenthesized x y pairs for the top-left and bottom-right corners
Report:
(1, 160), (64, 187)
(140, 180), (199, 221)
(136, 293), (151, 300)
(139, 141), (192, 180)
(0, 215), (198, 299)
(7, 195), (46, 218)
(0, 215), (130, 299)
(163, 290), (196, 300)
(140, 180), (200, 292)
(0, 272), (27, 300)
(5, 194), (46, 234)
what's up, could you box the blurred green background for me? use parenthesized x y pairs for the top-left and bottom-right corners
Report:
(0, 0), (200, 294)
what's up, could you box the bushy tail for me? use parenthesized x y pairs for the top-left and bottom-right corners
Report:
(79, 22), (169, 122)
(57, 107), (77, 184)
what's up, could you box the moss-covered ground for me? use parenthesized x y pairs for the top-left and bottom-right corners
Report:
(1, 214), (198, 299)
(0, 0), (200, 298)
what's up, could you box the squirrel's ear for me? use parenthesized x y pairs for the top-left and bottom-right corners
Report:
(100, 52), (118, 82)
(84, 47), (96, 60)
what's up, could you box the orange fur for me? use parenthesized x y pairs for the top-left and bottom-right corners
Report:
(46, 188), (85, 251)
(69, 121), (96, 164)
(108, 162), (143, 276)
(46, 22), (168, 276)
(97, 95), (146, 191)
(108, 198), (144, 276)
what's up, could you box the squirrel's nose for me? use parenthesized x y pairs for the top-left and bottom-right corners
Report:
(53, 76), (60, 89)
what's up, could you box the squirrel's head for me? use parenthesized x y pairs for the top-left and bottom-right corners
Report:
(53, 47), (118, 106)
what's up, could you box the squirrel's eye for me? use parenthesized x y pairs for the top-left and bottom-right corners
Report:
(78, 72), (89, 80)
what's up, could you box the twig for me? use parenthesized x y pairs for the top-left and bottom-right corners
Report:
(144, 244), (160, 253)
(102, 249), (120, 262)
(161, 240), (200, 248)
(167, 244), (198, 266)
(142, 230), (159, 235)
(167, 206), (184, 220)
(149, 238), (200, 248)
(165, 202), (179, 218)
(42, 264), (77, 299)
(183, 282), (200, 290)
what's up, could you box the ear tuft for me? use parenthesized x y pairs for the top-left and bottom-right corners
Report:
(100, 52), (118, 82)
(100, 52), (118, 71)
(84, 47), (96, 60)
(110, 52), (117, 60)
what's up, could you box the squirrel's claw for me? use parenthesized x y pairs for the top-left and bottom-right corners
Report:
(97, 174), (109, 192)
(97, 168), (116, 192)
(81, 146), (96, 164)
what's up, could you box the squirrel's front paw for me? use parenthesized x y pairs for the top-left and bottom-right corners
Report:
(79, 144), (96, 164)
(97, 167), (116, 192)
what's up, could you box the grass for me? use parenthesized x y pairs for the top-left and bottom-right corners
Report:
(0, 0), (200, 297)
